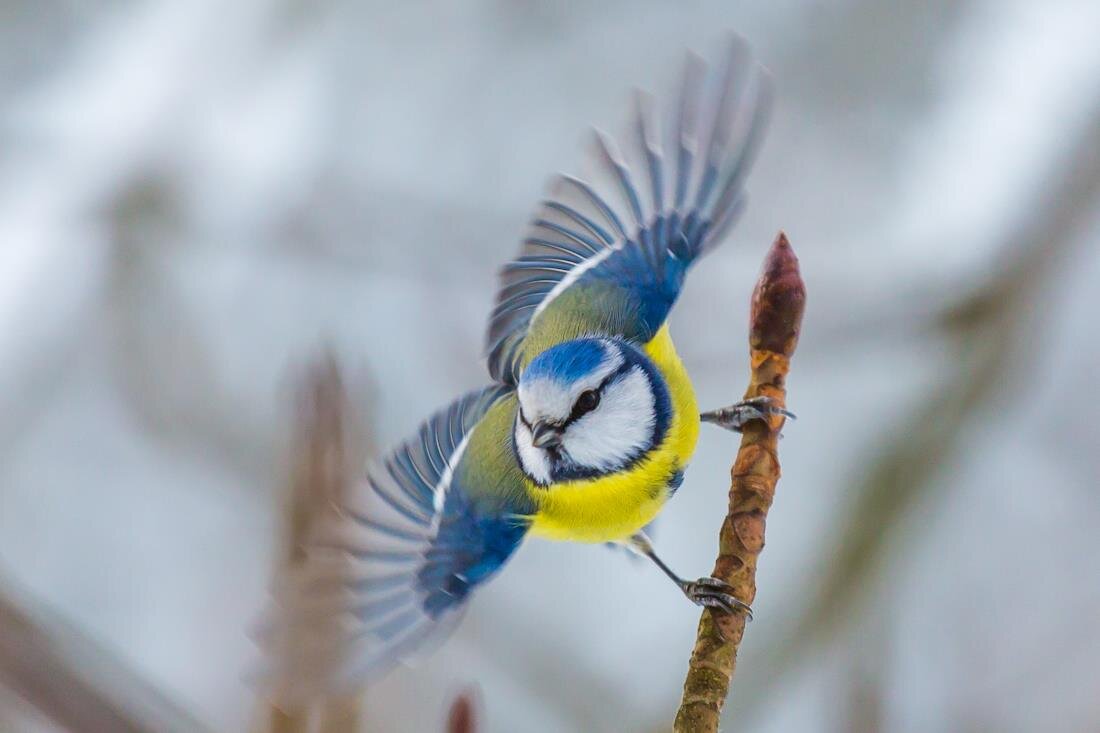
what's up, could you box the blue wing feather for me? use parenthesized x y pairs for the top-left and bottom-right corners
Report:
(486, 36), (772, 384)
(261, 384), (524, 699)
(634, 91), (665, 217)
(562, 174), (629, 239)
(541, 199), (616, 245)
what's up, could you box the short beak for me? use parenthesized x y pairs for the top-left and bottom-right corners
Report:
(530, 420), (563, 450)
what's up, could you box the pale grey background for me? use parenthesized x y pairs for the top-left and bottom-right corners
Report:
(1, 1), (1099, 731)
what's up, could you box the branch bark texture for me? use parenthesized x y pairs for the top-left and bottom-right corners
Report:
(674, 231), (805, 732)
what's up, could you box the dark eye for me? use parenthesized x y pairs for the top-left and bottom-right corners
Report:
(572, 389), (600, 418)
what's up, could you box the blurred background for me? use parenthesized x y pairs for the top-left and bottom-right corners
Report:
(2, 1), (1099, 731)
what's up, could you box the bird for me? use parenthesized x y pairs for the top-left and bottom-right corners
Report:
(262, 36), (790, 699)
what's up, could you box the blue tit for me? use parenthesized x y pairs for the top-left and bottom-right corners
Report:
(272, 37), (788, 694)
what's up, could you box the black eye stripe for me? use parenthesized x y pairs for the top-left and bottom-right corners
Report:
(568, 390), (599, 422)
(563, 361), (637, 427)
(518, 409), (533, 430)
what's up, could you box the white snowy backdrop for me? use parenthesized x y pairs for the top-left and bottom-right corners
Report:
(1, 1), (1098, 731)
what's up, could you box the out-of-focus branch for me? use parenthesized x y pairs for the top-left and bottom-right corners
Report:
(445, 688), (480, 733)
(673, 232), (806, 732)
(0, 578), (208, 733)
(261, 354), (368, 733)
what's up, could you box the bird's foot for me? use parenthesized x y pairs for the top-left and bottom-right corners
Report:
(680, 577), (753, 621)
(700, 396), (795, 433)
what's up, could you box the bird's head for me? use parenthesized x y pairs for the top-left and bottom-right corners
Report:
(514, 337), (671, 486)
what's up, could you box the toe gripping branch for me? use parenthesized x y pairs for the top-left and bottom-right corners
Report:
(630, 532), (754, 621)
(681, 577), (754, 621)
(700, 395), (795, 434)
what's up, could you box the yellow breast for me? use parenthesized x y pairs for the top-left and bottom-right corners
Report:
(526, 325), (699, 543)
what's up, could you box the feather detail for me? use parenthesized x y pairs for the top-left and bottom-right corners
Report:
(486, 35), (772, 385)
(257, 385), (525, 701)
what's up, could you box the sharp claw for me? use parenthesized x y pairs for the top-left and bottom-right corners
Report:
(697, 596), (728, 611)
(739, 396), (797, 419)
(695, 593), (754, 621)
(694, 577), (734, 591)
(712, 593), (753, 619)
(700, 396), (796, 432)
(686, 576), (730, 590)
(683, 578), (753, 621)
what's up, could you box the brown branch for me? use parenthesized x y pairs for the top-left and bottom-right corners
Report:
(674, 232), (806, 732)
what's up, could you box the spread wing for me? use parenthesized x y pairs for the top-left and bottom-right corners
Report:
(486, 36), (773, 384)
(258, 384), (526, 702)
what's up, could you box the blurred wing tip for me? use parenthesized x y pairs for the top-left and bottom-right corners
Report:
(683, 48), (707, 72)
(541, 173), (571, 196)
(755, 64), (777, 108)
(590, 125), (617, 152)
(721, 31), (753, 59)
(484, 32), (773, 380)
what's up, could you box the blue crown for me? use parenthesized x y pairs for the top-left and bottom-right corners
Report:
(520, 338), (611, 384)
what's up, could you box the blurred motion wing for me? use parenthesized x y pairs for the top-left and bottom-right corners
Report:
(486, 36), (772, 384)
(258, 384), (525, 703)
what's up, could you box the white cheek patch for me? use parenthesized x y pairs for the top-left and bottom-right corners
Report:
(561, 366), (655, 471)
(514, 419), (552, 485)
(517, 345), (625, 423)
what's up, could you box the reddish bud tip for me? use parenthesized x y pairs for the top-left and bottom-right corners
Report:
(446, 688), (480, 733)
(749, 231), (806, 356)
